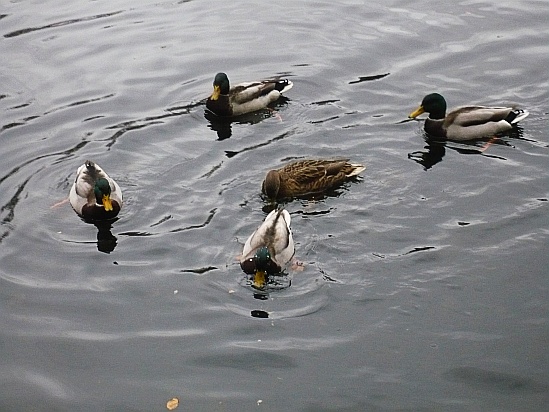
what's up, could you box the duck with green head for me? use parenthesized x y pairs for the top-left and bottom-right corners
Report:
(69, 160), (123, 221)
(206, 72), (293, 117)
(409, 93), (529, 141)
(240, 209), (294, 289)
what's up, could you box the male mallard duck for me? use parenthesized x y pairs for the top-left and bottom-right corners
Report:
(69, 160), (123, 221)
(206, 72), (293, 117)
(240, 209), (295, 289)
(262, 159), (366, 201)
(408, 93), (529, 141)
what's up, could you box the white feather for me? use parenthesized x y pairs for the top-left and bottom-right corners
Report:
(241, 209), (294, 268)
(69, 161), (123, 216)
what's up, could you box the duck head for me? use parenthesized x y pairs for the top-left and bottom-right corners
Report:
(211, 72), (230, 100)
(409, 93), (447, 120)
(252, 246), (272, 289)
(94, 178), (113, 211)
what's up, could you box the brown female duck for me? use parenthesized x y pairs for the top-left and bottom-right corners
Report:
(262, 159), (365, 201)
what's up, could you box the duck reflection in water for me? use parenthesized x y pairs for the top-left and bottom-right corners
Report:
(408, 133), (518, 170)
(94, 221), (117, 254)
(204, 96), (292, 140)
(408, 139), (446, 170)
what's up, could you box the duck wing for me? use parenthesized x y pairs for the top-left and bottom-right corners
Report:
(242, 209), (294, 264)
(448, 106), (513, 127)
(231, 79), (293, 104)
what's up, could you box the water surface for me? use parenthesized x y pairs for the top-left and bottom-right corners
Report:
(1, 1), (548, 411)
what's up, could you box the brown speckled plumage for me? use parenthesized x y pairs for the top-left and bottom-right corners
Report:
(262, 159), (365, 200)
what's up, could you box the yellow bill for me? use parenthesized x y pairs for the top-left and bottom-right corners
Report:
(409, 105), (425, 119)
(253, 270), (266, 289)
(102, 194), (113, 211)
(211, 85), (221, 101)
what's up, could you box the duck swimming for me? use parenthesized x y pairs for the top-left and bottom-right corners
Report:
(262, 159), (365, 201)
(240, 209), (294, 289)
(409, 93), (529, 141)
(69, 160), (123, 221)
(206, 72), (293, 117)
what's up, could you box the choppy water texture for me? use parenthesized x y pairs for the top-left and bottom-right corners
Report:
(1, 1), (548, 411)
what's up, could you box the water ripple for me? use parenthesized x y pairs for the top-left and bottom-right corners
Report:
(3, 10), (124, 38)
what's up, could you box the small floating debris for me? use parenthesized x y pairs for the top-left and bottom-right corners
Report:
(166, 397), (179, 410)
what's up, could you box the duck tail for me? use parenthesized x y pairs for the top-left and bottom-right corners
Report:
(506, 108), (529, 125)
(347, 163), (366, 177)
(274, 79), (293, 94)
(85, 160), (100, 180)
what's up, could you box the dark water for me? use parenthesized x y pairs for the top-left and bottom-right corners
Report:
(1, 1), (548, 411)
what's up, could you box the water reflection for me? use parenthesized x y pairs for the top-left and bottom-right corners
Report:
(251, 309), (269, 318)
(204, 110), (233, 140)
(408, 140), (446, 170)
(63, 217), (119, 253)
(408, 134), (519, 170)
(260, 187), (351, 214)
(94, 221), (117, 254)
(204, 96), (291, 140)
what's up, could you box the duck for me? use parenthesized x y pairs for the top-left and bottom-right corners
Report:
(262, 159), (366, 201)
(408, 93), (529, 141)
(69, 160), (123, 221)
(206, 72), (293, 117)
(240, 208), (295, 289)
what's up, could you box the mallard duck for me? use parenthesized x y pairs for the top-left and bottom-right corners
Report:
(240, 209), (295, 289)
(408, 93), (529, 141)
(206, 72), (293, 117)
(69, 160), (123, 221)
(262, 159), (366, 201)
